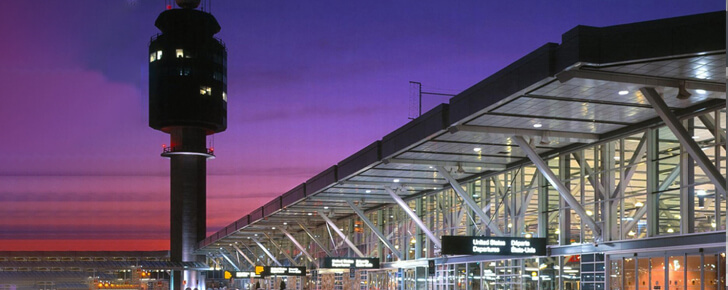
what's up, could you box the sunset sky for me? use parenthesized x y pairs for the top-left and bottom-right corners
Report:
(0, 1), (721, 251)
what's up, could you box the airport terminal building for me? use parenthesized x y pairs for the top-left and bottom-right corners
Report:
(195, 11), (727, 290)
(1, 10), (723, 290)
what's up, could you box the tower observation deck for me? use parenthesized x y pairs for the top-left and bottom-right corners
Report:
(149, 0), (227, 288)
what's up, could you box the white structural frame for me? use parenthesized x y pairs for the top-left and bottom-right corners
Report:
(318, 211), (365, 257)
(346, 199), (403, 260)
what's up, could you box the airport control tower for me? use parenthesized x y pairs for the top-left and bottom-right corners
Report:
(149, 0), (227, 288)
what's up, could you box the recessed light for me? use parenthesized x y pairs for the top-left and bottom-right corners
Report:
(618, 90), (629, 95)
(307, 212), (312, 216)
(393, 179), (400, 183)
(634, 201), (644, 207)
(695, 89), (707, 94)
(324, 206), (329, 209)
(533, 123), (542, 128)
(473, 147), (482, 152)
(365, 190), (371, 193)
(667, 228), (674, 233)
(697, 189), (707, 196)
(283, 222), (287, 225)
(271, 227), (276, 230)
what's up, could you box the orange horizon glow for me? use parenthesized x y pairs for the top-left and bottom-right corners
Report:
(0, 240), (170, 252)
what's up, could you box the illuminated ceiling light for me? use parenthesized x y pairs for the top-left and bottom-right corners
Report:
(508, 223), (513, 228)
(410, 237), (416, 244)
(554, 229), (560, 234)
(524, 233), (532, 238)
(666, 228), (674, 233)
(628, 231), (636, 236)
(695, 89), (707, 94)
(307, 213), (313, 216)
(473, 147), (482, 152)
(618, 90), (629, 95)
(390, 215), (394, 218)
(365, 190), (371, 193)
(324, 206), (329, 209)
(634, 201), (644, 207)
(586, 210), (593, 216)
(692, 135), (700, 139)
(283, 222), (287, 225)
(533, 123), (543, 128)
(696, 189), (707, 196)
(393, 179), (400, 183)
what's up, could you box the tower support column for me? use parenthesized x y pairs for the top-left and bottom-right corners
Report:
(168, 127), (209, 290)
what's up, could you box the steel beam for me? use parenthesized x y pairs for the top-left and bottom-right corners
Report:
(218, 249), (241, 271)
(450, 125), (599, 142)
(512, 135), (602, 238)
(318, 211), (366, 257)
(340, 180), (440, 188)
(640, 87), (726, 198)
(383, 158), (506, 171)
(697, 114), (726, 148)
(263, 232), (298, 266)
(623, 165), (680, 233)
(346, 200), (404, 260)
(231, 244), (256, 269)
(296, 221), (332, 257)
(280, 227), (317, 266)
(384, 186), (443, 249)
(435, 166), (504, 235)
(557, 69), (726, 92)
(252, 237), (282, 266)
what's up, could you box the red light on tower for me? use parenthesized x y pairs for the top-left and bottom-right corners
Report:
(166, 5), (172, 9)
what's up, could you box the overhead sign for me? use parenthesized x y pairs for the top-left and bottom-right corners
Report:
(441, 236), (547, 256)
(321, 257), (380, 269)
(256, 266), (306, 277)
(234, 271), (261, 278)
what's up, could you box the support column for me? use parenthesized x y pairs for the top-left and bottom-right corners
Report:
(232, 244), (256, 269)
(252, 237), (282, 266)
(346, 200), (403, 260)
(264, 233), (298, 266)
(435, 166), (504, 236)
(513, 136), (602, 239)
(297, 221), (333, 256)
(640, 87), (726, 198)
(280, 227), (317, 266)
(384, 187), (442, 249)
(318, 211), (365, 257)
(219, 249), (241, 271)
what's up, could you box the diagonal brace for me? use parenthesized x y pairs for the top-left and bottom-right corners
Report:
(640, 87), (726, 198)
(346, 200), (403, 260)
(385, 186), (442, 249)
(436, 166), (504, 236)
(318, 211), (365, 257)
(513, 135), (602, 238)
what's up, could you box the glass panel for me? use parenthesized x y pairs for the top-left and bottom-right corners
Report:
(625, 258), (636, 290)
(668, 255), (684, 290)
(650, 257), (665, 290)
(637, 258), (649, 290)
(686, 254), (701, 290)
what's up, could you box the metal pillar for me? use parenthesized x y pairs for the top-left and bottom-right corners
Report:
(279, 227), (317, 265)
(384, 186), (442, 249)
(318, 211), (365, 257)
(640, 87), (726, 198)
(297, 221), (333, 256)
(263, 232), (298, 266)
(168, 127), (208, 290)
(435, 166), (504, 236)
(513, 136), (602, 238)
(346, 200), (403, 260)
(252, 237), (282, 266)
(219, 248), (241, 271)
(232, 244), (256, 269)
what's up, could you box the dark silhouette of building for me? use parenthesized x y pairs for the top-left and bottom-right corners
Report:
(149, 0), (227, 288)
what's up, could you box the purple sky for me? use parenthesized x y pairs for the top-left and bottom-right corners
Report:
(0, 0), (720, 250)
